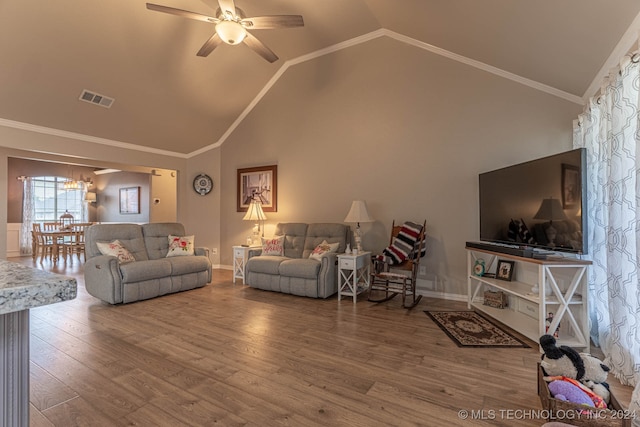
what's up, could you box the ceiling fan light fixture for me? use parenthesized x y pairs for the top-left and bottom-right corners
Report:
(215, 20), (246, 45)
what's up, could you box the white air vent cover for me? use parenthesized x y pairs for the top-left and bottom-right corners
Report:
(79, 89), (115, 108)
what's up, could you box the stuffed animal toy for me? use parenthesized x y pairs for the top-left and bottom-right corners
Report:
(539, 334), (611, 404)
(548, 380), (594, 407)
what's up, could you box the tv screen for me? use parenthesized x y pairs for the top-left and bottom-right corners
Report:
(479, 148), (587, 254)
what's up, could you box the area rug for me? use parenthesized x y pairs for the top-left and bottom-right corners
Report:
(425, 311), (530, 348)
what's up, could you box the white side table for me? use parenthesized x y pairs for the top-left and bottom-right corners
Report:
(338, 251), (371, 303)
(233, 245), (260, 284)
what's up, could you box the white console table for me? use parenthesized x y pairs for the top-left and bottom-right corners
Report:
(0, 260), (77, 427)
(466, 247), (590, 351)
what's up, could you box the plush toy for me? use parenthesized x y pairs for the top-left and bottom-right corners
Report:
(539, 334), (611, 404)
(548, 380), (594, 407)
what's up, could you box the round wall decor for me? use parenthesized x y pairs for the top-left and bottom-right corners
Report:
(193, 174), (213, 196)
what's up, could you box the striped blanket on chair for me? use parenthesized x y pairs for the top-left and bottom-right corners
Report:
(375, 221), (426, 265)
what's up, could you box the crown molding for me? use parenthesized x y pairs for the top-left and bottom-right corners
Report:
(0, 26), (584, 160)
(0, 118), (188, 159)
(382, 30), (583, 105)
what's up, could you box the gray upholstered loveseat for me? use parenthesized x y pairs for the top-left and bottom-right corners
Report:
(245, 223), (349, 298)
(84, 223), (212, 304)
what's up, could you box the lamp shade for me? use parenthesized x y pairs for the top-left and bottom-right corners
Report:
(215, 20), (247, 45)
(85, 192), (97, 203)
(344, 200), (374, 225)
(243, 200), (267, 221)
(533, 198), (568, 221)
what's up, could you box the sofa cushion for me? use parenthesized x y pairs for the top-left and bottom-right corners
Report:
(85, 223), (149, 261)
(302, 223), (349, 258)
(142, 223), (186, 260)
(274, 223), (308, 259)
(166, 255), (211, 275)
(166, 235), (195, 257)
(96, 240), (136, 263)
(261, 235), (284, 256)
(120, 259), (172, 283)
(246, 256), (287, 275)
(309, 240), (340, 260)
(279, 258), (321, 279)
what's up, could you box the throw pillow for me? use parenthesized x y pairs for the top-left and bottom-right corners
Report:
(261, 235), (284, 256)
(96, 240), (136, 264)
(309, 240), (340, 260)
(166, 235), (195, 257)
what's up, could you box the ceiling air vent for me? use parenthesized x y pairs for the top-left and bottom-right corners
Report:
(79, 89), (115, 108)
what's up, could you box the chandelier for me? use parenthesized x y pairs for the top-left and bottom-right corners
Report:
(62, 179), (80, 190)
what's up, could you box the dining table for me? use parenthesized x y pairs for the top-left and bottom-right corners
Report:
(37, 228), (82, 263)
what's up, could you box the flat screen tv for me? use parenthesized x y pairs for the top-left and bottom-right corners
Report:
(479, 148), (587, 254)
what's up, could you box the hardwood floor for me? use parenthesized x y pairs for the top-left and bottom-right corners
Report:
(10, 256), (632, 426)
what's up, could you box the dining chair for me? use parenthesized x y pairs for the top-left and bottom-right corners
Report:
(42, 222), (59, 231)
(32, 223), (56, 263)
(66, 223), (91, 261)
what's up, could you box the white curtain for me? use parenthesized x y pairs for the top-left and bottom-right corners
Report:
(573, 52), (640, 408)
(81, 183), (88, 222)
(19, 177), (34, 255)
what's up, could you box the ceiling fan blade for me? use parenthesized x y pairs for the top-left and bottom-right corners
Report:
(243, 32), (278, 63)
(196, 33), (223, 57)
(241, 15), (304, 29)
(217, 0), (237, 19)
(146, 3), (218, 24)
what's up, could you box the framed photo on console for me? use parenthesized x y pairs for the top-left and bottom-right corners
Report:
(496, 260), (515, 281)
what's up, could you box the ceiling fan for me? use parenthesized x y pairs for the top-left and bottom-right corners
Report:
(146, 0), (304, 63)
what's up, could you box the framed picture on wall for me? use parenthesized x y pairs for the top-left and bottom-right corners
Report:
(119, 186), (140, 214)
(237, 165), (277, 212)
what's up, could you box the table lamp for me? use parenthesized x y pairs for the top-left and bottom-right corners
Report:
(243, 200), (267, 245)
(344, 200), (374, 252)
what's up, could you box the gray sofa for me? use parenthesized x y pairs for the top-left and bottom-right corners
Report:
(84, 223), (212, 304)
(245, 223), (349, 298)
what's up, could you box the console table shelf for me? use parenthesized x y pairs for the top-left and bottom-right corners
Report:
(466, 247), (590, 351)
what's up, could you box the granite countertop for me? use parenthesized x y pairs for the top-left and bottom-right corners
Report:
(0, 260), (77, 315)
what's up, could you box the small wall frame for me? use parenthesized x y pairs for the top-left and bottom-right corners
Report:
(119, 186), (140, 214)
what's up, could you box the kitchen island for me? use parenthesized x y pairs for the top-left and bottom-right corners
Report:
(0, 260), (77, 427)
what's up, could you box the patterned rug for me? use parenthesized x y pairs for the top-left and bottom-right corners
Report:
(425, 311), (530, 348)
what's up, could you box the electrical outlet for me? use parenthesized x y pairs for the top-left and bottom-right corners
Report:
(211, 248), (218, 255)
(419, 266), (427, 276)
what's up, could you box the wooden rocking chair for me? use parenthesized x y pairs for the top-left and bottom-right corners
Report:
(368, 220), (426, 309)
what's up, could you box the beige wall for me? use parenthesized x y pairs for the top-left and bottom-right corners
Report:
(215, 36), (583, 297)
(94, 172), (150, 223)
(0, 35), (584, 298)
(184, 148), (221, 266)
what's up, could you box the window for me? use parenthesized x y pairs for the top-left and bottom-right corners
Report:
(32, 176), (85, 222)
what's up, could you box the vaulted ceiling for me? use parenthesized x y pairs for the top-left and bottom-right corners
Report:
(0, 0), (639, 156)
